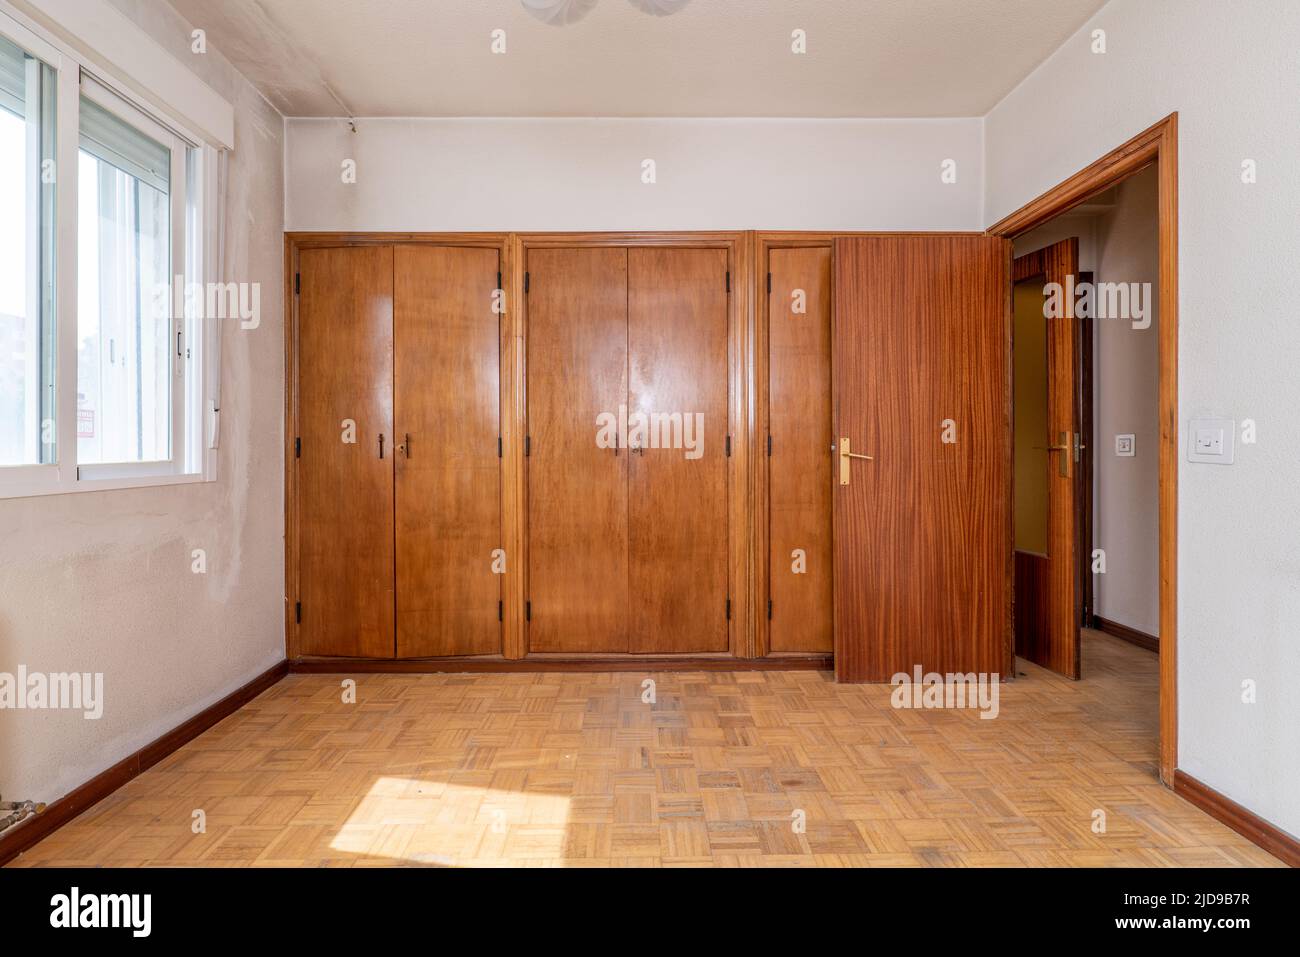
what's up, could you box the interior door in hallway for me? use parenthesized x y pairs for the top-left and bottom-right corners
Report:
(526, 247), (630, 653)
(767, 245), (834, 653)
(296, 245), (395, 657)
(627, 247), (731, 653)
(394, 245), (502, 657)
(1012, 238), (1082, 678)
(832, 235), (1011, 681)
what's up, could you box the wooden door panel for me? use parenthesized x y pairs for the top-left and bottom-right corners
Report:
(297, 245), (395, 658)
(833, 236), (1010, 681)
(627, 247), (730, 654)
(1012, 240), (1081, 677)
(394, 245), (501, 657)
(526, 247), (630, 653)
(767, 246), (833, 653)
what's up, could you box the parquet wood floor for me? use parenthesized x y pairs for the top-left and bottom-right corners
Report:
(8, 631), (1282, 867)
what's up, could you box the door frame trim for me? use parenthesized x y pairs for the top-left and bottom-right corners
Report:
(987, 113), (1179, 784)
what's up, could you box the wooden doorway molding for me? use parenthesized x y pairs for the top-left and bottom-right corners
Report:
(988, 113), (1178, 785)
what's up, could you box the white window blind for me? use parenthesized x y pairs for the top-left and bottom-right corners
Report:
(0, 31), (26, 117)
(78, 87), (169, 194)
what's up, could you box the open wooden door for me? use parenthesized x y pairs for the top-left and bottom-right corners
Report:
(1012, 239), (1082, 678)
(832, 236), (1011, 682)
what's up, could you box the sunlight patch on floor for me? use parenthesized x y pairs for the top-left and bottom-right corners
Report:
(329, 776), (572, 864)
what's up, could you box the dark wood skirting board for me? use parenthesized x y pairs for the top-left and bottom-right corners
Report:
(0, 660), (288, 868)
(1174, 770), (1299, 868)
(288, 655), (833, 674)
(1092, 614), (1159, 654)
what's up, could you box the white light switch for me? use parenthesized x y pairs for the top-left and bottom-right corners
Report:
(1115, 434), (1135, 457)
(1188, 417), (1235, 464)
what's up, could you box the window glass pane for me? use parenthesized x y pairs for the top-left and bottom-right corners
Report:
(77, 94), (171, 465)
(0, 33), (56, 467)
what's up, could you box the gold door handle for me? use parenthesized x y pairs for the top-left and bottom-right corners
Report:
(1034, 432), (1072, 477)
(838, 437), (873, 486)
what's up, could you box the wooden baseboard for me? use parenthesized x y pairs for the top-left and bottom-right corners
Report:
(1092, 615), (1159, 654)
(288, 655), (834, 674)
(0, 660), (288, 867)
(1174, 770), (1299, 867)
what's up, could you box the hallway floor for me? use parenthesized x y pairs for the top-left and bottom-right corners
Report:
(9, 631), (1281, 867)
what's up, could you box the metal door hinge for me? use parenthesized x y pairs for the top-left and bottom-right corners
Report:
(294, 601), (301, 624)
(725, 271), (731, 293)
(497, 271), (502, 289)
(525, 435), (531, 456)
(294, 273), (300, 295)
(526, 601), (531, 621)
(498, 600), (503, 622)
(294, 437), (301, 458)
(767, 272), (772, 295)
(725, 434), (732, 457)
(768, 599), (773, 620)
(497, 436), (502, 458)
(524, 272), (530, 294)
(726, 598), (731, 620)
(767, 434), (772, 456)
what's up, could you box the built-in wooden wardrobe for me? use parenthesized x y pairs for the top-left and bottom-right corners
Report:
(287, 231), (1010, 679)
(292, 241), (504, 658)
(525, 244), (732, 655)
(758, 240), (835, 656)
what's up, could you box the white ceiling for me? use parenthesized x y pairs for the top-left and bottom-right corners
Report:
(168, 0), (1108, 118)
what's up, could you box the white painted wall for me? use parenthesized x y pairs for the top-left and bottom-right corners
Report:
(0, 0), (285, 803)
(987, 0), (1300, 835)
(284, 117), (983, 231)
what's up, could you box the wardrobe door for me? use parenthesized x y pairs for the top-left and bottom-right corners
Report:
(526, 247), (630, 653)
(627, 247), (730, 654)
(296, 245), (395, 658)
(767, 246), (833, 653)
(394, 246), (501, 657)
